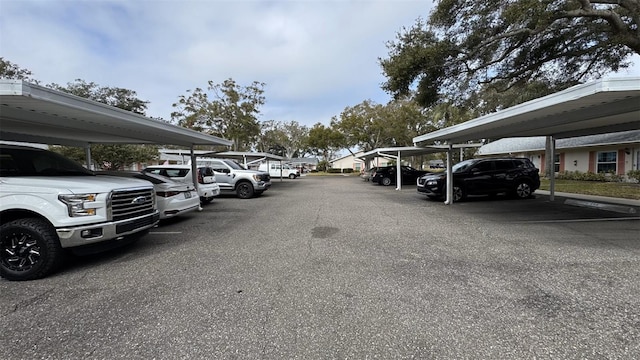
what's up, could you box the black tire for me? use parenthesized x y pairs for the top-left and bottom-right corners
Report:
(452, 186), (466, 202)
(381, 177), (392, 186)
(236, 181), (255, 199)
(200, 197), (213, 205)
(0, 218), (64, 281)
(443, 185), (466, 202)
(289, 174), (296, 179)
(513, 181), (533, 199)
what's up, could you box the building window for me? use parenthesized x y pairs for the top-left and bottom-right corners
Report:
(597, 151), (617, 173)
(554, 154), (560, 173)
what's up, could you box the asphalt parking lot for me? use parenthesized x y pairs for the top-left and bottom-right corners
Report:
(2, 175), (639, 359)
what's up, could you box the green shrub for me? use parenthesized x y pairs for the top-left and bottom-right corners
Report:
(326, 168), (342, 173)
(342, 168), (354, 173)
(555, 170), (622, 182)
(627, 169), (640, 183)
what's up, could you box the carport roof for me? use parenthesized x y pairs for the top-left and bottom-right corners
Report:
(0, 80), (233, 147)
(358, 145), (481, 162)
(413, 77), (640, 146)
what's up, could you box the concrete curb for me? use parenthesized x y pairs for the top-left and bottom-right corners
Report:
(536, 190), (640, 214)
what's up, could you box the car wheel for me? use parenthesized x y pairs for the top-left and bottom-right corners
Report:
(0, 218), (64, 281)
(236, 181), (255, 199)
(514, 181), (532, 199)
(289, 174), (296, 179)
(200, 197), (213, 204)
(452, 186), (465, 202)
(381, 177), (392, 186)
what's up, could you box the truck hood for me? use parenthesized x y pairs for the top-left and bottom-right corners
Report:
(1, 175), (153, 193)
(234, 169), (268, 175)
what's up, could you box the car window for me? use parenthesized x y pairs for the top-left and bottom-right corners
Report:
(473, 161), (493, 172)
(223, 160), (244, 170)
(494, 160), (515, 171)
(199, 167), (214, 176)
(452, 159), (475, 173)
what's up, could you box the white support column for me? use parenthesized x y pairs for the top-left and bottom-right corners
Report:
(396, 150), (402, 190)
(84, 145), (93, 170)
(444, 143), (453, 205)
(549, 135), (556, 202)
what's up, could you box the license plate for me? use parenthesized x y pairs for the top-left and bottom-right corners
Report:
(184, 191), (192, 199)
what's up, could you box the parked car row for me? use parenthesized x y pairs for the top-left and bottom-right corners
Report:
(366, 157), (541, 202)
(0, 144), (274, 281)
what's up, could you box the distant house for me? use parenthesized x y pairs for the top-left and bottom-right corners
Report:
(329, 151), (391, 173)
(476, 130), (640, 180)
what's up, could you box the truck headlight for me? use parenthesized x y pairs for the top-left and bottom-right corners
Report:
(426, 180), (438, 186)
(58, 194), (98, 217)
(252, 174), (262, 182)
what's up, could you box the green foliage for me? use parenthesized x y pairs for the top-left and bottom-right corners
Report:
(171, 78), (265, 151)
(326, 168), (343, 173)
(316, 160), (330, 172)
(0, 57), (39, 83)
(51, 144), (158, 170)
(306, 123), (345, 161)
(627, 169), (640, 183)
(257, 120), (309, 158)
(49, 79), (149, 114)
(381, 1), (639, 109)
(555, 170), (622, 182)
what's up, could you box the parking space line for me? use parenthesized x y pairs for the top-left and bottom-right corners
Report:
(517, 217), (640, 224)
(150, 231), (183, 234)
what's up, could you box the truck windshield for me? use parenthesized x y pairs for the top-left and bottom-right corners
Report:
(223, 160), (245, 170)
(0, 147), (95, 177)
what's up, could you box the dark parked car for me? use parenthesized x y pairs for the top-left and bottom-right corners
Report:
(372, 165), (431, 186)
(417, 157), (540, 201)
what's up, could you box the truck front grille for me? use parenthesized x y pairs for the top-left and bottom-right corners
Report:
(111, 188), (155, 221)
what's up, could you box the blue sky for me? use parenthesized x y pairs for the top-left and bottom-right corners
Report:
(1, 0), (639, 128)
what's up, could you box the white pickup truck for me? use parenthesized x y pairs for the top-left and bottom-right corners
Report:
(0, 144), (159, 281)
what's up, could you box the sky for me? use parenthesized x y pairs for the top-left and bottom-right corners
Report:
(1, 0), (639, 129)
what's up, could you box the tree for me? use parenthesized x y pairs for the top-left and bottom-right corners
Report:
(48, 79), (149, 114)
(381, 1), (640, 108)
(52, 144), (159, 170)
(172, 78), (265, 151)
(330, 100), (391, 152)
(257, 120), (309, 158)
(0, 57), (39, 83)
(306, 123), (345, 161)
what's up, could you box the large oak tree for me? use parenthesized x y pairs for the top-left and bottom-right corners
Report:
(381, 0), (639, 109)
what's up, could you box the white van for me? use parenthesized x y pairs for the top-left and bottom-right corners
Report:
(143, 164), (220, 204)
(258, 162), (300, 179)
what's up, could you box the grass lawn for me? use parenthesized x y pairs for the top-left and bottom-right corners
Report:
(539, 179), (640, 200)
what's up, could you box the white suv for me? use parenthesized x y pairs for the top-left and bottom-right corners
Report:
(143, 165), (220, 204)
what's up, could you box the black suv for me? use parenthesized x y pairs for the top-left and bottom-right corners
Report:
(371, 165), (430, 186)
(416, 158), (540, 201)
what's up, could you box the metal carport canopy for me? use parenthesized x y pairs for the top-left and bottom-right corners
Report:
(411, 77), (640, 204)
(358, 145), (481, 190)
(0, 79), (233, 191)
(0, 80), (233, 148)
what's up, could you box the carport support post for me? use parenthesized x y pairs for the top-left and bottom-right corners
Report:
(445, 143), (453, 205)
(396, 150), (402, 190)
(84, 145), (93, 170)
(190, 146), (199, 192)
(547, 135), (556, 201)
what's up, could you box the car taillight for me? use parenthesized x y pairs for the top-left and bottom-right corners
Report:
(198, 172), (203, 184)
(157, 191), (181, 198)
